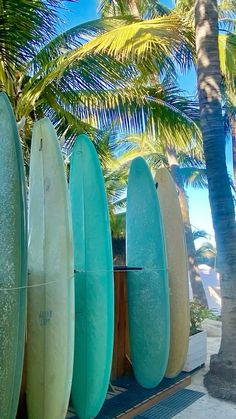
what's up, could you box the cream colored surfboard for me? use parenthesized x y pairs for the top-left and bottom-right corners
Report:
(26, 118), (74, 419)
(155, 168), (189, 378)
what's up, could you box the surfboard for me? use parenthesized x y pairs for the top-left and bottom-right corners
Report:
(155, 168), (189, 378)
(0, 93), (27, 419)
(126, 157), (169, 388)
(69, 134), (114, 419)
(26, 118), (74, 419)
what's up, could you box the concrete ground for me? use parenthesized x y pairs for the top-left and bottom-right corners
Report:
(68, 322), (236, 419)
(174, 337), (236, 418)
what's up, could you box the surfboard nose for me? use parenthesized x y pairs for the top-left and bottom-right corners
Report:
(73, 134), (94, 155)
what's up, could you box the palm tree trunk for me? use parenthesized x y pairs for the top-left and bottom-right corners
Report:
(195, 0), (236, 400)
(230, 116), (236, 187)
(166, 148), (208, 307)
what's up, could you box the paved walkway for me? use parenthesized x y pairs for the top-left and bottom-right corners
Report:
(174, 337), (236, 418)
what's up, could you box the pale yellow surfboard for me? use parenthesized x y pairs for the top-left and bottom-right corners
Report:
(155, 168), (189, 378)
(26, 118), (74, 419)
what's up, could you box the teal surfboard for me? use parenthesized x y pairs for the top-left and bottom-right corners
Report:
(27, 118), (74, 419)
(69, 135), (114, 419)
(0, 93), (27, 419)
(126, 157), (170, 388)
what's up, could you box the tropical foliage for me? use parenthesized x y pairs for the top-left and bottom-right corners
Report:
(189, 301), (219, 335)
(0, 0), (199, 173)
(196, 242), (217, 267)
(1, 0), (236, 401)
(190, 301), (209, 335)
(97, 0), (210, 307)
(0, 0), (202, 268)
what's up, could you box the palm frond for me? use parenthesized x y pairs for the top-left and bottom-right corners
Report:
(112, 196), (127, 210)
(112, 134), (206, 191)
(99, 0), (136, 17)
(219, 17), (236, 32)
(110, 211), (126, 239)
(88, 129), (129, 222)
(193, 229), (209, 241)
(79, 14), (194, 72)
(17, 55), (201, 150)
(219, 33), (236, 90)
(112, 133), (182, 169)
(39, 99), (97, 140)
(99, 0), (170, 18)
(180, 167), (208, 189)
(176, 0), (236, 28)
(218, 0), (236, 24)
(27, 13), (193, 85)
(17, 50), (140, 117)
(196, 242), (216, 261)
(177, 152), (205, 166)
(28, 16), (138, 73)
(0, 0), (73, 73)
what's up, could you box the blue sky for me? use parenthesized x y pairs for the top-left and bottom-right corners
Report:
(62, 0), (233, 243)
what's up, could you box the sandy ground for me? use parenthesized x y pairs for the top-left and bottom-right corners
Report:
(174, 337), (236, 418)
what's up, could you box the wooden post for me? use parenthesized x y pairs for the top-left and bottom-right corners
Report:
(16, 344), (27, 418)
(111, 270), (132, 380)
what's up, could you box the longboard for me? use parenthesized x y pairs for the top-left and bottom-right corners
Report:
(126, 157), (169, 388)
(69, 134), (114, 419)
(155, 168), (189, 377)
(0, 93), (27, 419)
(26, 118), (74, 419)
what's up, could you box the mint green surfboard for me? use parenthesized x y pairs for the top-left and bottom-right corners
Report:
(69, 135), (114, 419)
(27, 118), (74, 419)
(126, 157), (170, 388)
(0, 93), (27, 419)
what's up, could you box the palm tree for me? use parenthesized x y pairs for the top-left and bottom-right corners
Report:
(173, 0), (236, 189)
(0, 0), (196, 170)
(0, 0), (68, 71)
(192, 229), (217, 267)
(110, 212), (126, 264)
(99, 0), (170, 17)
(99, 0), (209, 305)
(166, 148), (209, 306)
(1, 1), (203, 284)
(93, 129), (128, 220)
(112, 129), (209, 305)
(63, 126), (128, 218)
(100, 2), (236, 396)
(195, 0), (236, 400)
(195, 241), (217, 268)
(5, 0), (236, 399)
(1, 2), (202, 282)
(95, 131), (127, 263)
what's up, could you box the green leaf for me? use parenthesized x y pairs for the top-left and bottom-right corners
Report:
(0, 0), (74, 73)
(99, 0), (170, 18)
(180, 167), (208, 189)
(219, 33), (236, 90)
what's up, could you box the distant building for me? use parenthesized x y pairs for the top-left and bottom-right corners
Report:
(199, 264), (221, 314)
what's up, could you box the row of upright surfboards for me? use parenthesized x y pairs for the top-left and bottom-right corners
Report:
(0, 92), (189, 419)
